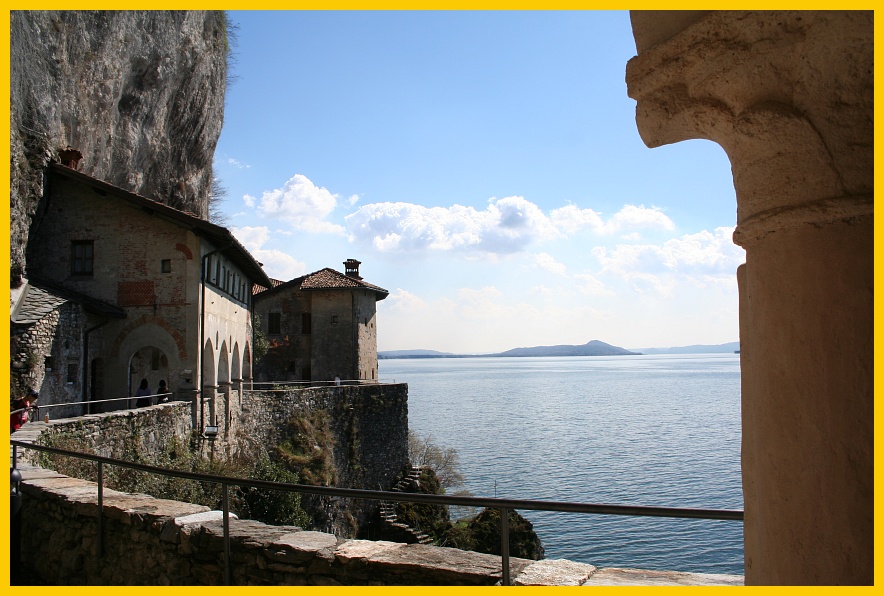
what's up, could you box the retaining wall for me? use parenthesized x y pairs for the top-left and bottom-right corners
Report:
(17, 401), (193, 464)
(12, 460), (742, 586)
(10, 403), (743, 586)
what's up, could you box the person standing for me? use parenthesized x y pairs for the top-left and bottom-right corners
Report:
(134, 379), (152, 407)
(157, 380), (169, 403)
(11, 389), (37, 432)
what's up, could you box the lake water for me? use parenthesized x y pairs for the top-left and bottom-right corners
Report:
(378, 354), (744, 576)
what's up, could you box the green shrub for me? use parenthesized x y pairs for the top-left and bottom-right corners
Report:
(273, 410), (336, 486)
(37, 433), (309, 527)
(443, 508), (545, 560)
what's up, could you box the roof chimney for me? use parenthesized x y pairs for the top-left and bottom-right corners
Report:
(344, 259), (362, 279)
(58, 146), (83, 170)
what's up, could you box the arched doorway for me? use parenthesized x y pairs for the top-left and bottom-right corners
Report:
(127, 346), (169, 401)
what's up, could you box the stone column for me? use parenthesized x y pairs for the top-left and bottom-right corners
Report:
(627, 11), (872, 585)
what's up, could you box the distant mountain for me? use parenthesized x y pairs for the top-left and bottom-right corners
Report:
(378, 349), (458, 359)
(631, 341), (740, 354)
(491, 340), (641, 358)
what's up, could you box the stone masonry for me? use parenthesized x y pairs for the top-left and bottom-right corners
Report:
(11, 401), (743, 585)
(12, 458), (742, 586)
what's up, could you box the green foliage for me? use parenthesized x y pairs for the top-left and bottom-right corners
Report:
(38, 433), (309, 527)
(273, 410), (336, 486)
(442, 508), (545, 560)
(394, 467), (452, 541)
(251, 313), (269, 364)
(237, 450), (310, 528)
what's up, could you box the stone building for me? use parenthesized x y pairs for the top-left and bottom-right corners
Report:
(10, 277), (124, 418)
(627, 10), (872, 584)
(253, 259), (389, 383)
(23, 161), (272, 416)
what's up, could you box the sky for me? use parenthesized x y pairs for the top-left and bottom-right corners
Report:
(213, 10), (744, 354)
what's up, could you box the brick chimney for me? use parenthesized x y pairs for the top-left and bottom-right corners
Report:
(58, 146), (83, 170)
(344, 259), (362, 279)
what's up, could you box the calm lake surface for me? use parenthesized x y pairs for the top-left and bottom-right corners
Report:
(378, 354), (744, 575)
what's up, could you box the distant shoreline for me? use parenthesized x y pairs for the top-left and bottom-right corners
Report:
(379, 341), (740, 360)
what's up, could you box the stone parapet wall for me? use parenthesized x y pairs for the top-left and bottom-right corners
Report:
(14, 401), (194, 464)
(14, 461), (742, 586)
(234, 384), (409, 493)
(231, 383), (409, 535)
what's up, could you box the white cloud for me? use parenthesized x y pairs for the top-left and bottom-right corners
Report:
(528, 284), (556, 298)
(230, 225), (307, 281)
(231, 225), (270, 249)
(573, 273), (613, 296)
(383, 288), (429, 312)
(253, 250), (308, 281)
(245, 174), (346, 234)
(346, 196), (560, 254)
(227, 157), (251, 169)
(595, 226), (743, 276)
(550, 203), (674, 236)
(591, 226), (744, 296)
(532, 252), (568, 276)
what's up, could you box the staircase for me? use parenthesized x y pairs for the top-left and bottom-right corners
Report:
(379, 466), (434, 545)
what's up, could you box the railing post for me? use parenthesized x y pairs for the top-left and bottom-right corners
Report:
(222, 482), (231, 585)
(500, 507), (510, 586)
(10, 461), (22, 584)
(97, 461), (104, 558)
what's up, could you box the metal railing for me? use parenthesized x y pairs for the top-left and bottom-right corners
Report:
(11, 394), (175, 422)
(10, 440), (743, 586)
(246, 379), (397, 391)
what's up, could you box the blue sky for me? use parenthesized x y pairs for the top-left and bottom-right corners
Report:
(214, 10), (744, 353)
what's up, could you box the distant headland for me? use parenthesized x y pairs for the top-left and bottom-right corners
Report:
(378, 340), (740, 360)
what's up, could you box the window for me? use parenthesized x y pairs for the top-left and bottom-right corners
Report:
(331, 315), (338, 325)
(66, 363), (77, 384)
(71, 241), (93, 275)
(161, 259), (172, 273)
(268, 312), (281, 335)
(214, 261), (221, 285)
(302, 312), (312, 335)
(44, 356), (53, 371)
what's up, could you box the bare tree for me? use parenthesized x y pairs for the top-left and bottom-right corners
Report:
(407, 430), (466, 492)
(208, 173), (230, 225)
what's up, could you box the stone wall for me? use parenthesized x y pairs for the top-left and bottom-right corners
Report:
(11, 300), (106, 418)
(11, 307), (62, 398)
(17, 401), (194, 465)
(225, 383), (410, 535)
(11, 395), (742, 586)
(12, 460), (742, 586)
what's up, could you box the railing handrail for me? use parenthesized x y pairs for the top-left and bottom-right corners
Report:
(20, 393), (175, 412)
(10, 440), (744, 585)
(245, 379), (397, 391)
(11, 439), (742, 519)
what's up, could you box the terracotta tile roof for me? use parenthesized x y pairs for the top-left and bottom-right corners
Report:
(300, 268), (388, 298)
(253, 278), (286, 295)
(254, 268), (388, 300)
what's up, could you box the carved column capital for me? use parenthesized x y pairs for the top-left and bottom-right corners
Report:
(627, 10), (873, 243)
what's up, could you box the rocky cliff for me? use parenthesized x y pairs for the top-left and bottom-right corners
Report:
(10, 10), (229, 281)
